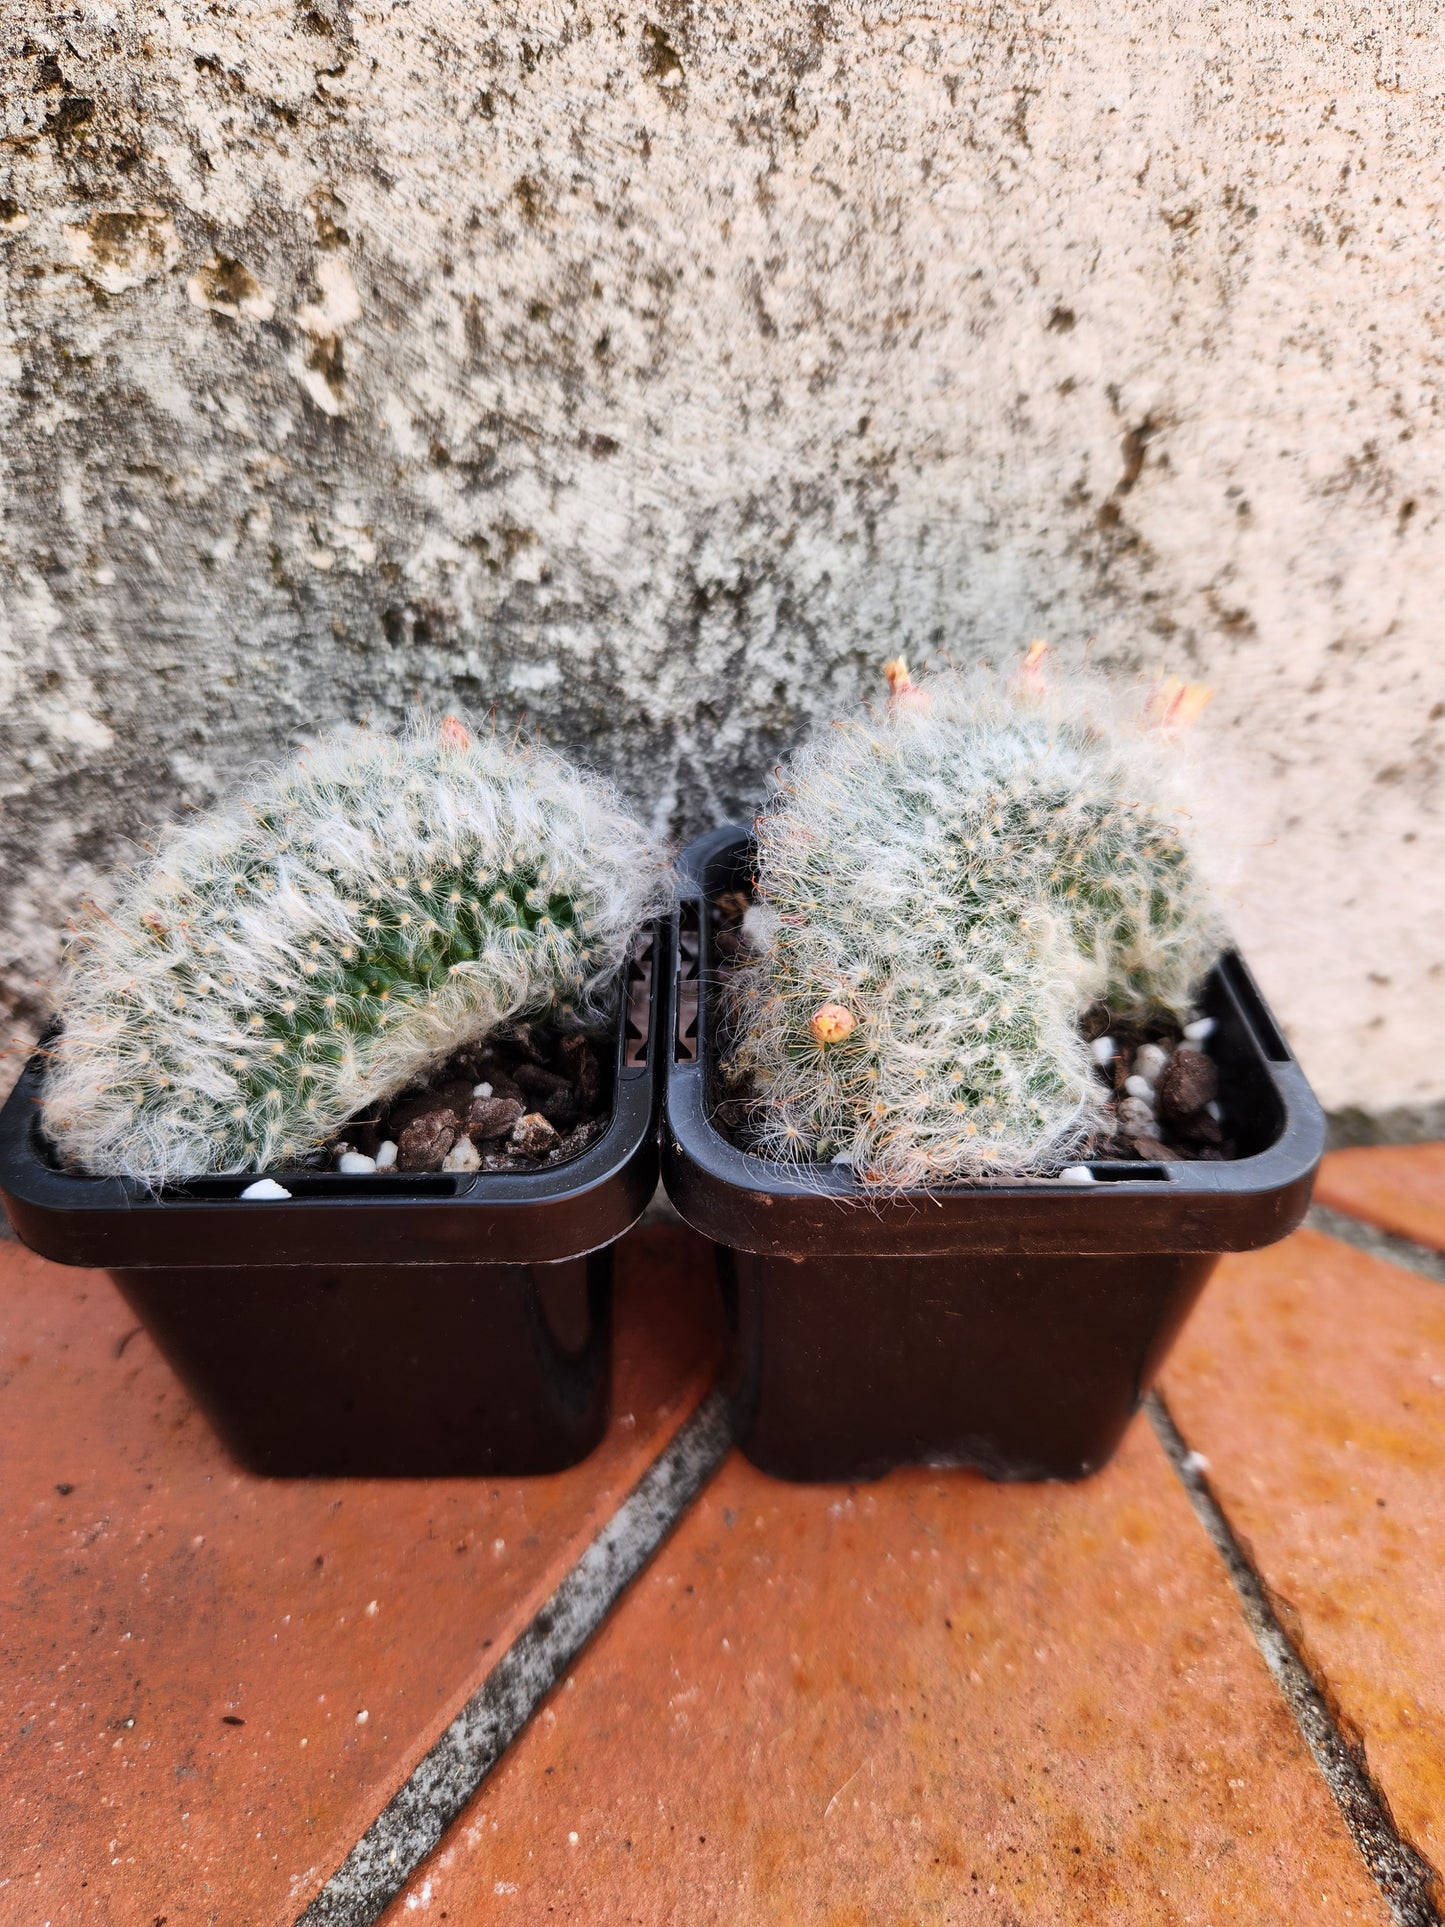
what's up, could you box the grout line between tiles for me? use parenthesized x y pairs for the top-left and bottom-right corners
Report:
(1305, 1205), (1445, 1286)
(1148, 1390), (1442, 1927)
(295, 1388), (734, 1927)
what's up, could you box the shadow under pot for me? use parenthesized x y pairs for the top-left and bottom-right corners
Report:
(661, 827), (1326, 1485)
(0, 928), (663, 1478)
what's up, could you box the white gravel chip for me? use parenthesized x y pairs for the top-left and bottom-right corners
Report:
(1058, 1165), (1097, 1184)
(1090, 1037), (1116, 1065)
(240, 1178), (291, 1200)
(374, 1140), (398, 1169)
(1134, 1042), (1170, 1084)
(336, 1150), (377, 1174)
(442, 1135), (481, 1172)
(1123, 1074), (1155, 1101)
(472, 1081), (493, 1099)
(1183, 1017), (1216, 1042)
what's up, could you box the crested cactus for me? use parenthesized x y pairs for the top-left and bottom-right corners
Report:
(41, 715), (673, 1184)
(722, 655), (1220, 1188)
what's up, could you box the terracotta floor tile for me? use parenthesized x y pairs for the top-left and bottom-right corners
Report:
(381, 1422), (1390, 1926)
(1315, 1143), (1445, 1253)
(1163, 1228), (1445, 1877)
(0, 1223), (720, 1926)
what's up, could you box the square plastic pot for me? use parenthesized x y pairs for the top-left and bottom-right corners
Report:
(661, 828), (1326, 1484)
(0, 928), (663, 1478)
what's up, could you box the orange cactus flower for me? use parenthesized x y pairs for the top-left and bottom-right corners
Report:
(809, 1002), (856, 1046)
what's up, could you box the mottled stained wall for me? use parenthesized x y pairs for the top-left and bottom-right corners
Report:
(1, 0), (1442, 1114)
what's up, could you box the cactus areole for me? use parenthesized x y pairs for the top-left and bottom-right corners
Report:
(722, 657), (1221, 1190)
(41, 716), (673, 1185)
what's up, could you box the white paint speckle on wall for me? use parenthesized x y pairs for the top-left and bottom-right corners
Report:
(0, 0), (1441, 1116)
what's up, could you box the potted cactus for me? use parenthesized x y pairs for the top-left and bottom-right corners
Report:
(0, 715), (673, 1475)
(663, 653), (1324, 1482)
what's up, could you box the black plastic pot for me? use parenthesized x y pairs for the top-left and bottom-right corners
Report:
(0, 929), (663, 1477)
(662, 828), (1325, 1483)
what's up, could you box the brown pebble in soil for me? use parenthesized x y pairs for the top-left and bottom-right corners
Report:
(558, 1035), (602, 1111)
(510, 1111), (559, 1158)
(1129, 1134), (1178, 1162)
(1158, 1049), (1218, 1122)
(386, 1092), (443, 1139)
(515, 1061), (590, 1128)
(514, 1063), (572, 1104)
(1094, 1135), (1140, 1161)
(473, 1066), (525, 1106)
(466, 1096), (525, 1143)
(396, 1110), (458, 1172)
(546, 1119), (604, 1165)
(387, 1084), (470, 1139)
(546, 1092), (587, 1129)
(432, 1077), (482, 1118)
(491, 1021), (550, 1066)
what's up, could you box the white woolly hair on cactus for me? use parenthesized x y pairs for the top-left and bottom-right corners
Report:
(722, 651), (1222, 1190)
(41, 713), (675, 1184)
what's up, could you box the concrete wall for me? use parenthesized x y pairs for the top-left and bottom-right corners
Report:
(2, 0), (1441, 1118)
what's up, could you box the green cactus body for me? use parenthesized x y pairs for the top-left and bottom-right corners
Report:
(723, 668), (1220, 1187)
(42, 718), (673, 1183)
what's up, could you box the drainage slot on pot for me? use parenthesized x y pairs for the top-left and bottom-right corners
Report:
(623, 928), (654, 1070)
(161, 1174), (461, 1201)
(1086, 1164), (1170, 1182)
(675, 901), (700, 1063)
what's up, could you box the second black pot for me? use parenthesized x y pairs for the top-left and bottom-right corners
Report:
(662, 828), (1325, 1484)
